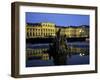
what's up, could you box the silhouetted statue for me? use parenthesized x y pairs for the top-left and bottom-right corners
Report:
(48, 29), (69, 65)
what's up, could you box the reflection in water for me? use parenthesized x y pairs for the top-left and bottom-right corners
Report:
(26, 42), (89, 67)
(26, 27), (89, 67)
(26, 46), (89, 60)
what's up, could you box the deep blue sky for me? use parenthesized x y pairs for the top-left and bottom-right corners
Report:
(26, 12), (89, 26)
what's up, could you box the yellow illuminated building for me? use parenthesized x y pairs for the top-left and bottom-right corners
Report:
(26, 22), (89, 38)
(26, 22), (56, 38)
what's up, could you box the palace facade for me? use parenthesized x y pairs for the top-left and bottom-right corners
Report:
(26, 22), (89, 38)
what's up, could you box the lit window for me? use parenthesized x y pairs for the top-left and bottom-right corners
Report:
(33, 33), (34, 36)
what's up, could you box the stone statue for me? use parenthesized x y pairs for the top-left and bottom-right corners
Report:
(48, 29), (69, 65)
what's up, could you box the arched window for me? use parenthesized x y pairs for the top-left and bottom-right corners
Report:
(33, 32), (34, 36)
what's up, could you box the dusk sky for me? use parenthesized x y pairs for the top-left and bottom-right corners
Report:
(26, 12), (90, 26)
